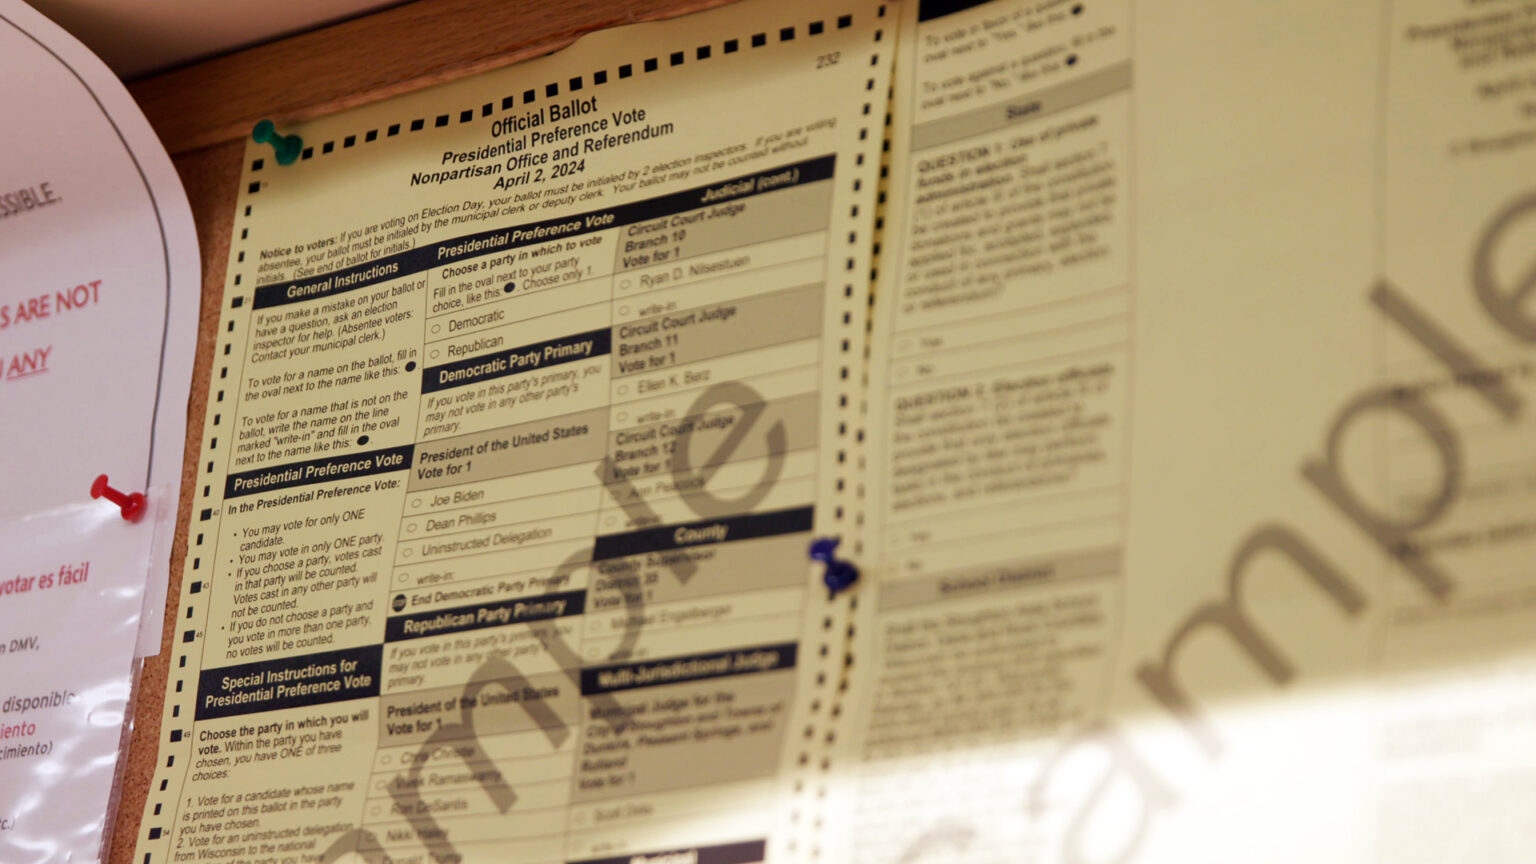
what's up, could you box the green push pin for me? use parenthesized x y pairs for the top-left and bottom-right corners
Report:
(251, 119), (302, 165)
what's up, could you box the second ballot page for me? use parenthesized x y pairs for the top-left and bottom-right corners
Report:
(840, 1), (1536, 862)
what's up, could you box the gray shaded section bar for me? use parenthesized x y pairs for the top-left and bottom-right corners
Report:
(410, 407), (608, 491)
(911, 61), (1133, 152)
(378, 669), (579, 747)
(614, 283), (823, 378)
(570, 669), (793, 802)
(589, 533), (808, 611)
(616, 182), (833, 270)
(879, 546), (1121, 612)
(604, 392), (818, 481)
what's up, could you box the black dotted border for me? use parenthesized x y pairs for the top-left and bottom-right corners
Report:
(787, 7), (887, 862)
(146, 9), (878, 858)
(142, 190), (250, 862)
(246, 14), (857, 174)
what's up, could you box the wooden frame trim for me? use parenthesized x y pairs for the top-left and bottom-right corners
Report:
(128, 0), (741, 155)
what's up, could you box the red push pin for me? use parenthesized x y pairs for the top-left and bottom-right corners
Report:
(91, 474), (146, 522)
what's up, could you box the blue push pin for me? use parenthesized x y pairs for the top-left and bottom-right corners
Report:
(252, 119), (303, 166)
(809, 537), (860, 599)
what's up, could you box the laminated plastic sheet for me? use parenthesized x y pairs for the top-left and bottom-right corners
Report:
(0, 506), (152, 862)
(1, 0), (201, 861)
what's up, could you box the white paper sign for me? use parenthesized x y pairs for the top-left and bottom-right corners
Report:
(1, 1), (201, 860)
(0, 0), (200, 657)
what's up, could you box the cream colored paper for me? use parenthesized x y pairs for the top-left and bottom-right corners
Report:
(841, 0), (1536, 862)
(135, 2), (889, 864)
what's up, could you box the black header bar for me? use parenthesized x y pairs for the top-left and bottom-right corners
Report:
(196, 645), (381, 720)
(570, 840), (767, 864)
(384, 589), (586, 642)
(592, 507), (814, 562)
(225, 445), (414, 499)
(421, 327), (611, 394)
(917, 0), (992, 21)
(253, 155), (836, 309)
(581, 643), (796, 695)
